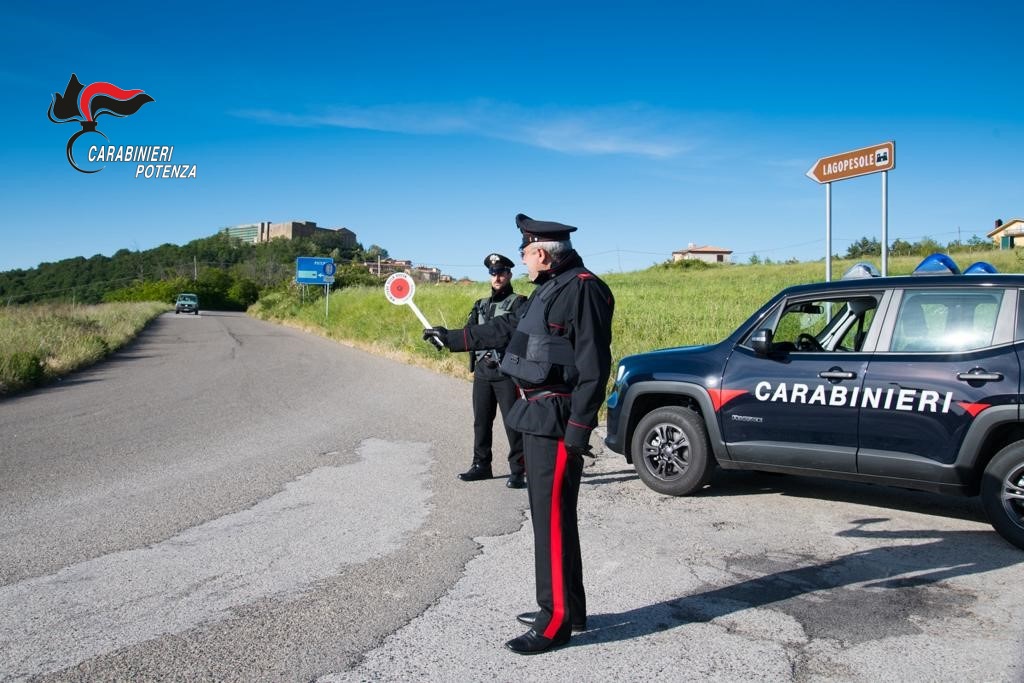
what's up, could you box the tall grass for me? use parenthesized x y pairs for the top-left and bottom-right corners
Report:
(0, 302), (170, 394)
(251, 250), (1022, 383)
(5, 250), (1011, 399)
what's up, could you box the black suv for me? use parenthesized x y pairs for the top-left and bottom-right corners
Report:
(605, 257), (1024, 550)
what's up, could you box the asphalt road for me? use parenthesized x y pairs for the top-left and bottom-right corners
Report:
(2, 311), (1023, 681)
(0, 311), (525, 681)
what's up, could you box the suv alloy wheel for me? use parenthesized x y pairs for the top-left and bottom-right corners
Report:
(630, 406), (714, 496)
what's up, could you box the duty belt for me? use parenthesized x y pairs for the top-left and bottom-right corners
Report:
(516, 386), (570, 401)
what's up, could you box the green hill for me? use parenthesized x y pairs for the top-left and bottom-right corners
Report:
(0, 231), (372, 308)
(251, 249), (1021, 379)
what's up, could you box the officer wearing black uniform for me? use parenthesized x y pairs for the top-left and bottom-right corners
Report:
(424, 214), (615, 655)
(459, 253), (528, 488)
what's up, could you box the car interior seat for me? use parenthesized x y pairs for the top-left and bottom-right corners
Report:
(893, 299), (930, 352)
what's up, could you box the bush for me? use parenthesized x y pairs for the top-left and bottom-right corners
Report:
(0, 302), (168, 395)
(0, 351), (44, 392)
(659, 259), (714, 271)
(228, 278), (261, 308)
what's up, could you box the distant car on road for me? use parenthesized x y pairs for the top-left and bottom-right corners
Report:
(175, 293), (200, 315)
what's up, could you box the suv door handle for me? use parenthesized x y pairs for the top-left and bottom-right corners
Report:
(956, 369), (1003, 382)
(818, 369), (856, 381)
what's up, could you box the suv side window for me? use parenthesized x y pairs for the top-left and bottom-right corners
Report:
(890, 289), (1003, 352)
(747, 295), (879, 352)
(1016, 289), (1024, 340)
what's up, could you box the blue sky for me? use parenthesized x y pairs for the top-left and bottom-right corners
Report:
(1, 1), (1021, 280)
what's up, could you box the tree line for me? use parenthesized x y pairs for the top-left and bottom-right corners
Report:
(841, 234), (995, 259)
(745, 233), (996, 265)
(0, 231), (392, 309)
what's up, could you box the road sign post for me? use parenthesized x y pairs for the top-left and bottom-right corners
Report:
(295, 257), (336, 320)
(806, 141), (895, 279)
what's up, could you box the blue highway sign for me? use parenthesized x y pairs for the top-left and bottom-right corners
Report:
(296, 257), (336, 285)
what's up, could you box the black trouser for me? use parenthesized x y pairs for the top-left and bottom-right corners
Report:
(471, 375), (525, 474)
(523, 433), (585, 639)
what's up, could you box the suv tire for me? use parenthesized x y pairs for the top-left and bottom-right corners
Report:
(980, 442), (1024, 550)
(630, 406), (713, 496)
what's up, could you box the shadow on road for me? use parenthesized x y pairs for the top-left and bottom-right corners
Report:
(702, 469), (987, 524)
(176, 310), (242, 317)
(577, 519), (1020, 647)
(585, 458), (985, 524)
(582, 467), (638, 486)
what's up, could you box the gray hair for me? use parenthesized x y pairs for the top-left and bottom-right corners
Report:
(531, 239), (572, 260)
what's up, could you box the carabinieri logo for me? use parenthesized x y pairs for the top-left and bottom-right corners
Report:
(48, 74), (154, 174)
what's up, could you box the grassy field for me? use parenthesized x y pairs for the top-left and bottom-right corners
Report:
(251, 249), (1023, 380)
(4, 250), (1014, 398)
(0, 302), (170, 394)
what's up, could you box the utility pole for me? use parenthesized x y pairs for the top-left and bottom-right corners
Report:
(193, 255), (197, 281)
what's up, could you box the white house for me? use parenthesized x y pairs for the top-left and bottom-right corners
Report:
(672, 243), (733, 264)
(987, 218), (1024, 249)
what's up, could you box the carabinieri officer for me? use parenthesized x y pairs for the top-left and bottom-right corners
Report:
(458, 253), (528, 488)
(424, 213), (615, 654)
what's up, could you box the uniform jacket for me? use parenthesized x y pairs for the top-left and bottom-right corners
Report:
(466, 284), (526, 376)
(447, 250), (615, 448)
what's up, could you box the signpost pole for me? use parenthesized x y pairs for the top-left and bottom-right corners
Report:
(825, 182), (832, 282)
(324, 284), (329, 320)
(881, 171), (889, 276)
(806, 141), (894, 280)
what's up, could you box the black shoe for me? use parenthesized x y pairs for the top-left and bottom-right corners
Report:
(458, 464), (492, 481)
(506, 473), (526, 489)
(504, 629), (570, 655)
(516, 611), (587, 632)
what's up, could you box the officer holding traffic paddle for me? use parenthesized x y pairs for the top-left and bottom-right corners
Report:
(424, 214), (615, 655)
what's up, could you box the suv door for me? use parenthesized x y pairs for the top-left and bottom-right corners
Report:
(719, 291), (884, 473)
(858, 286), (1020, 485)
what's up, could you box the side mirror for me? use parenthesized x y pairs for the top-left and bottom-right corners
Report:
(750, 329), (773, 356)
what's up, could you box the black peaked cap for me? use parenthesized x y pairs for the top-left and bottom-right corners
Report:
(516, 213), (578, 248)
(484, 253), (515, 271)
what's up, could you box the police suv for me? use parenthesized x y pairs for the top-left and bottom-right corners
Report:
(605, 255), (1024, 550)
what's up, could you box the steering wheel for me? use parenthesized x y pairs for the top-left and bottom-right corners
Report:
(797, 333), (823, 351)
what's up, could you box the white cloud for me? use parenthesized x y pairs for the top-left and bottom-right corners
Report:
(233, 100), (693, 159)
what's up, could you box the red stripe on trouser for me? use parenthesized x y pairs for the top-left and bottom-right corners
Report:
(542, 440), (568, 639)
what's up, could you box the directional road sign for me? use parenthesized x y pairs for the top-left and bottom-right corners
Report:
(296, 257), (335, 285)
(806, 141), (894, 184)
